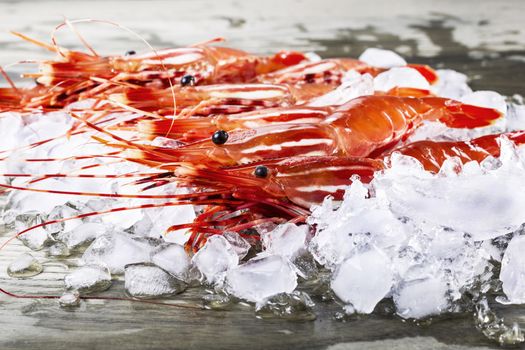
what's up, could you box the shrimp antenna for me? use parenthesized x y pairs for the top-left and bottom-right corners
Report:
(50, 18), (177, 122)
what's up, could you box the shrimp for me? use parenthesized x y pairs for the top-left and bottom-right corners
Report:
(14, 30), (306, 92)
(136, 131), (525, 211)
(127, 96), (501, 166)
(134, 85), (435, 143)
(109, 83), (310, 117)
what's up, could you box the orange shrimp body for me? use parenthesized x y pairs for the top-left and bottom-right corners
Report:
(137, 106), (332, 141)
(111, 81), (340, 117)
(133, 96), (500, 166)
(134, 87), (435, 142)
(34, 46), (307, 88)
(110, 83), (322, 117)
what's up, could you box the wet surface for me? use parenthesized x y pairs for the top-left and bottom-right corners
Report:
(1, 0), (525, 349)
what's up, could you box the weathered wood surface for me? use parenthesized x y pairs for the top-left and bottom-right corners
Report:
(1, 0), (525, 349)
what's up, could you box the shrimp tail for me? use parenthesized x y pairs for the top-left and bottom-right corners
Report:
(424, 98), (503, 128)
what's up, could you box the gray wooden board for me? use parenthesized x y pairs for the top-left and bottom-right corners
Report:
(1, 0), (525, 349)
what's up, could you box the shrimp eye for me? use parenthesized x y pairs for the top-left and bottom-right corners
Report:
(254, 165), (269, 178)
(212, 130), (229, 145)
(125, 50), (136, 56)
(180, 75), (196, 87)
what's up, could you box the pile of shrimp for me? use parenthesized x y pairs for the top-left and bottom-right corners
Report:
(0, 20), (521, 309)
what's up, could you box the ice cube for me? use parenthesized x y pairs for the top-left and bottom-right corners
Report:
(150, 243), (191, 281)
(309, 180), (407, 266)
(7, 253), (43, 278)
(149, 204), (197, 245)
(58, 291), (81, 308)
(331, 247), (393, 314)
(14, 211), (50, 250)
(430, 69), (472, 100)
(192, 235), (238, 284)
(48, 242), (70, 257)
(45, 203), (83, 237)
(223, 231), (251, 259)
(64, 264), (112, 294)
(58, 222), (109, 250)
(0, 113), (23, 151)
(500, 235), (525, 304)
(82, 232), (158, 274)
(394, 276), (449, 319)
(225, 255), (297, 304)
(124, 263), (186, 298)
(262, 223), (309, 259)
(358, 48), (407, 68)
(1, 209), (18, 227)
(373, 67), (430, 92)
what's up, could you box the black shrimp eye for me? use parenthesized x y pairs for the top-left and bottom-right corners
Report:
(180, 74), (196, 87)
(254, 165), (269, 178)
(125, 50), (136, 56)
(212, 130), (229, 145)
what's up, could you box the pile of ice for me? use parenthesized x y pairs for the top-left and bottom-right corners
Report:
(2, 48), (525, 341)
(310, 138), (525, 318)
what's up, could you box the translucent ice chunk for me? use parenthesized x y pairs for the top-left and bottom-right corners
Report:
(7, 253), (43, 278)
(225, 255), (297, 304)
(45, 203), (83, 236)
(48, 242), (70, 257)
(430, 69), (472, 100)
(500, 235), (525, 304)
(373, 67), (430, 92)
(0, 113), (23, 151)
(64, 264), (112, 294)
(58, 222), (109, 250)
(58, 290), (81, 308)
(82, 232), (158, 274)
(192, 235), (238, 284)
(262, 223), (309, 259)
(358, 48), (407, 68)
(309, 180), (407, 266)
(150, 243), (191, 281)
(148, 204), (197, 245)
(14, 211), (50, 250)
(331, 247), (393, 314)
(394, 276), (449, 319)
(223, 231), (251, 259)
(1, 209), (18, 227)
(124, 263), (186, 298)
